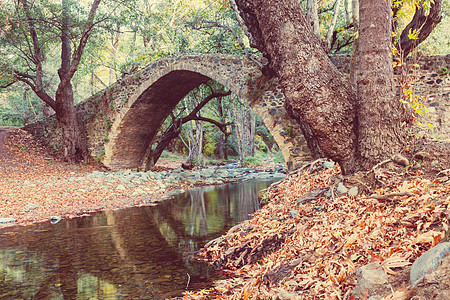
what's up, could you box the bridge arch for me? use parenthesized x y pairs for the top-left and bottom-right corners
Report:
(100, 54), (310, 170)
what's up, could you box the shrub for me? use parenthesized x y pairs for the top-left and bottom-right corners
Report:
(242, 156), (261, 167)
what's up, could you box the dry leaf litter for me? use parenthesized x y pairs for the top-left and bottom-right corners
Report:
(180, 159), (449, 299)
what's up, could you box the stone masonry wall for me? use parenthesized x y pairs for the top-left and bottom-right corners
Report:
(25, 54), (449, 170)
(329, 55), (450, 139)
(25, 54), (309, 170)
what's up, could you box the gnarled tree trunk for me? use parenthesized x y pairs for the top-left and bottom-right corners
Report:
(234, 0), (408, 173)
(357, 0), (406, 168)
(235, 0), (359, 173)
(55, 0), (86, 162)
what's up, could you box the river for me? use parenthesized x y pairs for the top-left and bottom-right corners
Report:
(0, 179), (279, 299)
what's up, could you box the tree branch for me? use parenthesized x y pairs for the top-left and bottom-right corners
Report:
(147, 90), (232, 167)
(0, 81), (17, 89)
(18, 0), (53, 109)
(190, 116), (232, 134)
(59, 0), (102, 90)
(14, 71), (56, 109)
(181, 91), (232, 123)
(395, 0), (442, 57)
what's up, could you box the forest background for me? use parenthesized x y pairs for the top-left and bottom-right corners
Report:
(0, 0), (449, 167)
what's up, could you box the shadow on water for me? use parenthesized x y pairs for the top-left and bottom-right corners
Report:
(0, 179), (279, 299)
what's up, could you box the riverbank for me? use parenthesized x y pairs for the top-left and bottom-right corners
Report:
(0, 127), (285, 230)
(181, 150), (450, 299)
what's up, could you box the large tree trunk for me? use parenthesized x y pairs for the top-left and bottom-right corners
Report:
(234, 0), (407, 173)
(55, 0), (86, 163)
(235, 0), (359, 173)
(55, 85), (85, 162)
(357, 0), (406, 168)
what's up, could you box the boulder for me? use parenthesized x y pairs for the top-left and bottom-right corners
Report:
(410, 242), (450, 286)
(336, 182), (349, 194)
(352, 262), (389, 298)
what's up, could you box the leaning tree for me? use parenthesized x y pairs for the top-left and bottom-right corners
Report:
(232, 0), (431, 173)
(0, 0), (103, 162)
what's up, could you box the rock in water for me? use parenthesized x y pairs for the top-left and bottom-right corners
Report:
(25, 203), (38, 210)
(392, 154), (409, 167)
(50, 216), (61, 224)
(181, 163), (195, 170)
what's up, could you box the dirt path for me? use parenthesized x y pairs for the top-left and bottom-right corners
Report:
(0, 127), (165, 229)
(0, 126), (16, 166)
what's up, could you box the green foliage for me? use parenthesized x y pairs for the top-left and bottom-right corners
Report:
(242, 156), (261, 167)
(105, 117), (112, 130)
(103, 136), (110, 143)
(273, 150), (285, 163)
(95, 150), (106, 162)
(284, 125), (294, 137)
(203, 131), (216, 158)
(254, 150), (268, 160)
(440, 67), (449, 76)
(0, 106), (23, 126)
(160, 150), (186, 159)
(256, 137), (269, 152)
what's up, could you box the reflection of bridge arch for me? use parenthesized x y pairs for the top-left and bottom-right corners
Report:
(0, 180), (274, 298)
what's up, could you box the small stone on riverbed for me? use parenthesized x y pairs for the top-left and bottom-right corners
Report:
(50, 216), (61, 224)
(0, 217), (16, 224)
(348, 186), (358, 196)
(336, 182), (348, 194)
(25, 204), (38, 210)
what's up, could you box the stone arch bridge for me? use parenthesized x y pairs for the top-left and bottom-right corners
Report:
(26, 54), (313, 170)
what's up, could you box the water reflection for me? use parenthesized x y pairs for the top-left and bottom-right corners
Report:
(0, 179), (278, 299)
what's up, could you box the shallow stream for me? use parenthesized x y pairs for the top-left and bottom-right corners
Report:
(0, 179), (278, 299)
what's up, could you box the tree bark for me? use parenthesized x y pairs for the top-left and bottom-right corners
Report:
(109, 22), (121, 85)
(306, 0), (320, 36)
(349, 0), (359, 88)
(217, 98), (225, 159)
(233, 0), (408, 173)
(326, 0), (343, 48)
(357, 0), (406, 168)
(55, 0), (86, 162)
(344, 0), (352, 24)
(234, 0), (359, 173)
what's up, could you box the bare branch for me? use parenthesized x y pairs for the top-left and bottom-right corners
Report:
(0, 81), (17, 89)
(14, 71), (56, 109)
(59, 0), (102, 90)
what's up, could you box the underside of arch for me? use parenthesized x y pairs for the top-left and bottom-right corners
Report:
(103, 65), (311, 171)
(104, 70), (210, 170)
